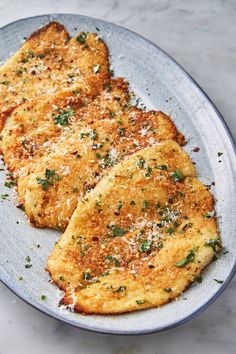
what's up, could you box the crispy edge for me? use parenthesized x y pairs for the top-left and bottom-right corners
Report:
(27, 21), (69, 42)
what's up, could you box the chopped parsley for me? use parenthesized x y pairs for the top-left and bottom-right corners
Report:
(22, 139), (30, 150)
(106, 255), (120, 267)
(212, 254), (218, 262)
(110, 225), (127, 237)
(145, 167), (152, 177)
(25, 264), (32, 269)
(167, 227), (174, 235)
(117, 200), (122, 211)
(195, 275), (202, 283)
(76, 32), (87, 44)
(27, 50), (34, 58)
(98, 153), (116, 169)
(1, 80), (10, 85)
(137, 157), (145, 168)
(20, 57), (28, 63)
(136, 299), (145, 304)
(155, 164), (168, 171)
(214, 279), (224, 284)
(170, 169), (185, 182)
(139, 239), (152, 253)
(4, 179), (16, 188)
(15, 69), (23, 75)
(118, 127), (125, 136)
(82, 272), (92, 281)
(114, 286), (126, 293)
(38, 53), (45, 59)
(163, 287), (172, 292)
(80, 130), (98, 140)
(176, 249), (196, 267)
(142, 200), (149, 211)
(114, 259), (120, 267)
(41, 295), (47, 300)
(36, 169), (61, 191)
(91, 130), (98, 140)
(204, 238), (221, 252)
(59, 276), (65, 281)
(54, 108), (75, 126)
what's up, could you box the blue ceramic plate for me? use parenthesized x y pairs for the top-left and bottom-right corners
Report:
(0, 14), (235, 335)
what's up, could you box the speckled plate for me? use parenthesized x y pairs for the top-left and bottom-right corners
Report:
(0, 14), (235, 335)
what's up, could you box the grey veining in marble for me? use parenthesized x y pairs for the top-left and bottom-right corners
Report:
(0, 0), (235, 353)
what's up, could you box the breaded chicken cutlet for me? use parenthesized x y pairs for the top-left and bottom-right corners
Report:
(47, 140), (220, 314)
(0, 21), (109, 118)
(1, 76), (184, 230)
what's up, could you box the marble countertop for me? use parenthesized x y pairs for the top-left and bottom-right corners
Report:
(0, 0), (235, 353)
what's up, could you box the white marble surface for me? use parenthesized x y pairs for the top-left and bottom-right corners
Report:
(0, 0), (235, 353)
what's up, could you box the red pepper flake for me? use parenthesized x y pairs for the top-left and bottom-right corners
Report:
(192, 147), (200, 152)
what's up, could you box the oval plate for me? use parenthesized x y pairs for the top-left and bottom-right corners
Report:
(0, 14), (235, 335)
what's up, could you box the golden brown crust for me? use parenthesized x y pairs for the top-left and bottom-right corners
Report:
(1, 78), (185, 230)
(0, 21), (110, 114)
(47, 141), (219, 314)
(27, 22), (69, 42)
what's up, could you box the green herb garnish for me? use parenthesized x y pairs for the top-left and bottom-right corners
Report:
(137, 157), (145, 168)
(117, 200), (122, 211)
(114, 286), (126, 293)
(142, 200), (149, 211)
(76, 32), (87, 44)
(1, 80), (10, 85)
(170, 169), (184, 182)
(36, 169), (61, 191)
(82, 272), (92, 281)
(145, 167), (153, 177)
(195, 275), (202, 283)
(1, 194), (9, 200)
(204, 238), (221, 252)
(176, 249), (196, 267)
(25, 264), (32, 269)
(167, 227), (174, 235)
(136, 299), (145, 304)
(139, 239), (152, 253)
(118, 127), (125, 136)
(4, 179), (16, 188)
(155, 165), (168, 171)
(111, 225), (127, 237)
(163, 287), (172, 292)
(54, 108), (75, 126)
(38, 53), (45, 59)
(214, 279), (224, 284)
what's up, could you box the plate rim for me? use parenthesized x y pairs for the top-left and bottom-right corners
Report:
(0, 13), (235, 336)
